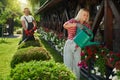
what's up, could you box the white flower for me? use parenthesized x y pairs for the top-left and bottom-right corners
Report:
(96, 72), (101, 76)
(96, 55), (99, 58)
(104, 75), (106, 78)
(85, 56), (87, 58)
(112, 76), (119, 80)
(91, 70), (95, 74)
(107, 54), (110, 57)
(61, 47), (63, 50)
(113, 68), (119, 73)
(101, 50), (104, 52)
(94, 67), (99, 72)
(109, 75), (113, 79)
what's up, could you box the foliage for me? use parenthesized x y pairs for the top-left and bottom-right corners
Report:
(0, 8), (11, 24)
(18, 38), (41, 49)
(117, 71), (120, 79)
(28, 0), (40, 14)
(0, 0), (22, 25)
(14, 17), (21, 28)
(16, 29), (22, 34)
(10, 60), (76, 80)
(11, 47), (51, 68)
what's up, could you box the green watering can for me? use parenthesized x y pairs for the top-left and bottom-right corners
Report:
(73, 23), (100, 48)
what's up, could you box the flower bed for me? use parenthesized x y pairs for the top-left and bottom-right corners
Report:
(78, 45), (120, 79)
(39, 27), (65, 55)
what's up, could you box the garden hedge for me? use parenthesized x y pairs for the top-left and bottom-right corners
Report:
(10, 60), (76, 80)
(11, 47), (51, 68)
(18, 38), (41, 49)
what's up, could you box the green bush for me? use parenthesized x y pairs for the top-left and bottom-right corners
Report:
(11, 47), (51, 68)
(18, 38), (41, 49)
(16, 29), (22, 34)
(10, 60), (76, 80)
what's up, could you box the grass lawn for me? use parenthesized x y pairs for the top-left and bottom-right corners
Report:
(0, 38), (19, 79)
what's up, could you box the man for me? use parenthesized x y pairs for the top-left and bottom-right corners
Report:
(19, 8), (37, 44)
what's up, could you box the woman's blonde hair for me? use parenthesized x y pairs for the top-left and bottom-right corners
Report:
(75, 8), (89, 23)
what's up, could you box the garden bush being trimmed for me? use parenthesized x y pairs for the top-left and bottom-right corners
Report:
(18, 38), (41, 49)
(11, 47), (51, 68)
(10, 60), (76, 80)
(16, 29), (22, 34)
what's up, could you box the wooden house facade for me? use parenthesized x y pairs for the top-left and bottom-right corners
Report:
(37, 0), (120, 53)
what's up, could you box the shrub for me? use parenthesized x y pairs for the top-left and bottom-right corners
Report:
(18, 38), (41, 49)
(10, 60), (76, 80)
(11, 47), (51, 68)
(16, 29), (22, 34)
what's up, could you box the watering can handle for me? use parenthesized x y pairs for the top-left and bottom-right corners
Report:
(82, 25), (93, 39)
(76, 23), (93, 39)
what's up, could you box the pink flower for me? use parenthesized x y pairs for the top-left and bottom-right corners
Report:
(58, 33), (63, 39)
(109, 57), (114, 62)
(78, 61), (88, 69)
(80, 52), (85, 56)
(78, 61), (83, 68)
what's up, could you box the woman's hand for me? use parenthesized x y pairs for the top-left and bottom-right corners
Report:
(63, 22), (76, 29)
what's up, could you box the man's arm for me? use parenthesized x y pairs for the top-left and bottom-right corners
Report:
(32, 20), (37, 31)
(21, 20), (29, 35)
(32, 20), (37, 27)
(21, 20), (27, 30)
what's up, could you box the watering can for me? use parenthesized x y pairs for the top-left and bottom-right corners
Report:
(73, 23), (100, 48)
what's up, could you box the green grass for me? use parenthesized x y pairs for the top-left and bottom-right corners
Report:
(40, 39), (63, 63)
(0, 38), (19, 79)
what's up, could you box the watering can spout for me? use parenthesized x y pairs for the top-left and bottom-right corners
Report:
(85, 41), (100, 47)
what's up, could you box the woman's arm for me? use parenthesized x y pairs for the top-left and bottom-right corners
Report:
(63, 22), (76, 29)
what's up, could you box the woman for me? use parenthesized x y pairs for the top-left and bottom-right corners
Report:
(63, 8), (90, 80)
(19, 8), (37, 45)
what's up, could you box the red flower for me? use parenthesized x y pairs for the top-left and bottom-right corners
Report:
(116, 54), (120, 58)
(86, 47), (93, 56)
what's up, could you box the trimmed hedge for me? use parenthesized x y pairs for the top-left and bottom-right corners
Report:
(10, 61), (76, 80)
(11, 47), (51, 68)
(16, 29), (22, 34)
(18, 38), (41, 49)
